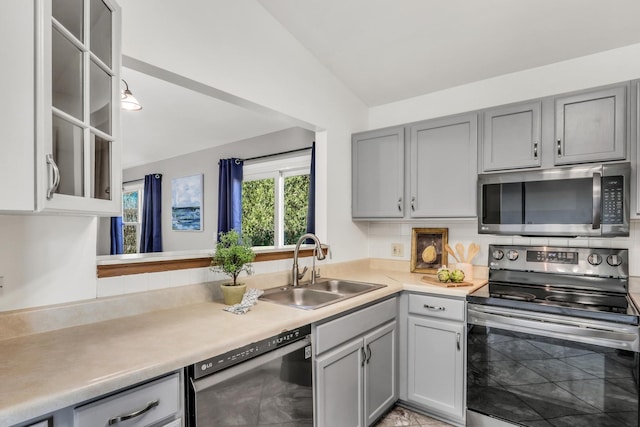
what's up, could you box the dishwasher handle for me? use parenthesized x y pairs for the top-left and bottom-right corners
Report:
(192, 336), (311, 392)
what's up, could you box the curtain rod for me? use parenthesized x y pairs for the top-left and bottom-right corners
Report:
(235, 145), (313, 164)
(123, 178), (144, 185)
(123, 174), (161, 185)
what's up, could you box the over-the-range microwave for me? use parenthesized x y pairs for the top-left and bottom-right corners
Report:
(477, 162), (630, 237)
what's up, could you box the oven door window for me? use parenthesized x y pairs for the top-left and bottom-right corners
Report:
(468, 324), (639, 426)
(195, 350), (313, 426)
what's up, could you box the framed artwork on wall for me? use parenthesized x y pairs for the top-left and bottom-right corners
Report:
(410, 227), (448, 273)
(171, 174), (203, 231)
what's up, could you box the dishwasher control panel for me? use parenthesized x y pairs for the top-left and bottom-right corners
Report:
(192, 324), (311, 379)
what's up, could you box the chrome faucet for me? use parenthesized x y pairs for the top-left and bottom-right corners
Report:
(292, 233), (326, 286)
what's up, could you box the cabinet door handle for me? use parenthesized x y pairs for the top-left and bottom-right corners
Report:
(397, 197), (402, 212)
(424, 304), (445, 311)
(361, 347), (367, 366)
(456, 332), (461, 351)
(533, 142), (538, 159)
(557, 140), (562, 157)
(366, 344), (372, 364)
(46, 154), (60, 200)
(108, 400), (159, 425)
(411, 196), (415, 211)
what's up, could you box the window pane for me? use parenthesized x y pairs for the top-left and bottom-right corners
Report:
(90, 0), (112, 67)
(90, 60), (112, 134)
(284, 175), (310, 245)
(52, 27), (83, 119)
(123, 224), (138, 254)
(242, 178), (275, 246)
(52, 115), (84, 197)
(90, 133), (111, 200)
(53, 0), (83, 42)
(123, 190), (139, 222)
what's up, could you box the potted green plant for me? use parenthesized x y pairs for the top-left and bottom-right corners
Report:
(211, 230), (256, 305)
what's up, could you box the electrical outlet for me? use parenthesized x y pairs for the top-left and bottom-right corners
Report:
(391, 243), (404, 257)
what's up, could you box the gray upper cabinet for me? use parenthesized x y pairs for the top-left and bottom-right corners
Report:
(409, 114), (478, 217)
(555, 85), (627, 165)
(352, 126), (405, 218)
(482, 101), (542, 171)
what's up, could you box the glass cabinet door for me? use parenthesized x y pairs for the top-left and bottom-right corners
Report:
(49, 0), (117, 207)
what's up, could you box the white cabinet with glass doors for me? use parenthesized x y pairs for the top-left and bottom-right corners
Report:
(0, 0), (121, 215)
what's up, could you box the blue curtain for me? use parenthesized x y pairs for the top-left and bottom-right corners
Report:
(306, 142), (316, 236)
(140, 174), (163, 253)
(217, 158), (243, 240)
(110, 216), (124, 255)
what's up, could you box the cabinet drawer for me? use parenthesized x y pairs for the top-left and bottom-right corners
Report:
(75, 373), (180, 427)
(408, 294), (464, 321)
(315, 297), (396, 354)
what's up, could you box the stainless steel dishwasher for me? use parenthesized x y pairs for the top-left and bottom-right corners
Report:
(185, 325), (313, 426)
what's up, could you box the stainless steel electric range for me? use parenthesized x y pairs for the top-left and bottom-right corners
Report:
(467, 244), (640, 427)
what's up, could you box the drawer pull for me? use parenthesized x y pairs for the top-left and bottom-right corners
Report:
(108, 400), (159, 425)
(457, 332), (461, 351)
(424, 304), (445, 311)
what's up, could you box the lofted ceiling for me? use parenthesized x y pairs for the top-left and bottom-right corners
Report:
(120, 0), (640, 168)
(258, 0), (640, 106)
(120, 66), (303, 169)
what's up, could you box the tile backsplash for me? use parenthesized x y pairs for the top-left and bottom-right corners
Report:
(367, 219), (640, 276)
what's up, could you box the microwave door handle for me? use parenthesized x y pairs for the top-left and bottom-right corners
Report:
(592, 172), (601, 229)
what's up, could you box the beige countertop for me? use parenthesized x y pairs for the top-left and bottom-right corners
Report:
(0, 261), (487, 427)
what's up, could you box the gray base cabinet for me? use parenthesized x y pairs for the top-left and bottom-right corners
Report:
(314, 298), (398, 427)
(407, 316), (464, 419)
(401, 293), (465, 426)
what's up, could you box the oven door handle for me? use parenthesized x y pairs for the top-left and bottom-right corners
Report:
(191, 336), (311, 393)
(468, 304), (639, 352)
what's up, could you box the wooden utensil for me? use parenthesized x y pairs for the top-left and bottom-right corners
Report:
(455, 243), (466, 263)
(445, 244), (460, 263)
(467, 242), (480, 263)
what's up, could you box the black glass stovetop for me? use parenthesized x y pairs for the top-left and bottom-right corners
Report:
(468, 281), (640, 325)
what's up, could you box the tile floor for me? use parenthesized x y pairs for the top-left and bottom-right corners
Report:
(374, 406), (454, 426)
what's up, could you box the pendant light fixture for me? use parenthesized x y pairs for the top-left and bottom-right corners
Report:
(121, 79), (142, 111)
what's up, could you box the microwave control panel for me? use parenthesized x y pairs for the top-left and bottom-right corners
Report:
(602, 176), (624, 224)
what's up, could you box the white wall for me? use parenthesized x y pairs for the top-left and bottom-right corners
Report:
(368, 43), (640, 129)
(118, 0), (370, 263)
(0, 215), (98, 312)
(97, 127), (314, 254)
(0, 1), (369, 313)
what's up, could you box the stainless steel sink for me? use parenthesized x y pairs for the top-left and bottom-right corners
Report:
(260, 278), (385, 310)
(308, 279), (385, 295)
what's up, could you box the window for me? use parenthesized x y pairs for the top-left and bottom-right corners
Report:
(122, 182), (143, 254)
(242, 153), (311, 247)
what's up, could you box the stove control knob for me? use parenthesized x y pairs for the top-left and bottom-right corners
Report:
(506, 250), (519, 261)
(587, 253), (602, 266)
(607, 254), (623, 267)
(492, 249), (504, 260)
